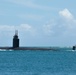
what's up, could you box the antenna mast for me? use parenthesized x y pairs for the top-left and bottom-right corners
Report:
(15, 30), (18, 36)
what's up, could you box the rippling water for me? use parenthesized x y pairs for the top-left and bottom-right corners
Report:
(0, 50), (76, 75)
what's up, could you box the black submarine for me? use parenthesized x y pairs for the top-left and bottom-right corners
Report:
(72, 45), (76, 50)
(0, 30), (56, 50)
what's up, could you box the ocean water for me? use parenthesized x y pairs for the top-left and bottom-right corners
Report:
(0, 50), (76, 75)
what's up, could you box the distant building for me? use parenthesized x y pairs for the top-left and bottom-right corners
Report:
(13, 30), (19, 48)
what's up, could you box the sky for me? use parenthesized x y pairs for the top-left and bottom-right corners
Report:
(0, 0), (76, 47)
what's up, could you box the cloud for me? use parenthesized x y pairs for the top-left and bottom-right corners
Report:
(43, 20), (56, 35)
(43, 8), (76, 37)
(5, 0), (54, 10)
(43, 20), (67, 36)
(59, 8), (74, 21)
(0, 24), (37, 46)
(0, 8), (76, 46)
(59, 8), (76, 30)
(41, 8), (76, 46)
(0, 24), (36, 36)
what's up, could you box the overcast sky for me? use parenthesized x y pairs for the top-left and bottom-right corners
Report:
(0, 0), (76, 47)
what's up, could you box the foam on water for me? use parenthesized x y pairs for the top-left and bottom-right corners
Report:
(0, 49), (7, 51)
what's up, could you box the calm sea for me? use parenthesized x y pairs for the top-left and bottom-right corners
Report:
(0, 49), (76, 75)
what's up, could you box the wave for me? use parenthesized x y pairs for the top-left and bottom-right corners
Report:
(0, 72), (75, 75)
(0, 49), (13, 51)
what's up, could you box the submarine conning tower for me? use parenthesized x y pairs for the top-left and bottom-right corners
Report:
(13, 30), (19, 48)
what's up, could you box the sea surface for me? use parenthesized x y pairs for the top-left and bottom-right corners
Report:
(0, 49), (76, 75)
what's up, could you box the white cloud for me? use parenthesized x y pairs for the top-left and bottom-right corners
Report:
(59, 8), (76, 30)
(43, 24), (53, 34)
(59, 8), (74, 21)
(43, 8), (76, 37)
(43, 20), (56, 35)
(42, 9), (76, 46)
(5, 0), (53, 10)
(0, 24), (37, 46)
(43, 20), (67, 36)
(1, 8), (76, 46)
(0, 24), (36, 35)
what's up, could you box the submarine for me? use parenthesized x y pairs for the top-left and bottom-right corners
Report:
(73, 46), (76, 50)
(0, 30), (56, 51)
